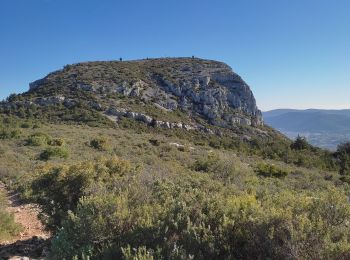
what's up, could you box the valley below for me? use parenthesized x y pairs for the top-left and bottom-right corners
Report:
(279, 131), (350, 150)
(263, 109), (350, 150)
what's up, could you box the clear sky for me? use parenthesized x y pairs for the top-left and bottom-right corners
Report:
(0, 0), (349, 111)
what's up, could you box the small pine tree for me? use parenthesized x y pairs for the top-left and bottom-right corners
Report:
(290, 135), (309, 150)
(6, 93), (17, 102)
(336, 142), (350, 175)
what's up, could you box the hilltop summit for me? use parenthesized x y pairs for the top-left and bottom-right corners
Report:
(2, 58), (263, 132)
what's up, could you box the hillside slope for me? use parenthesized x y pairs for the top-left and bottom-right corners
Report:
(2, 58), (350, 259)
(2, 58), (263, 130)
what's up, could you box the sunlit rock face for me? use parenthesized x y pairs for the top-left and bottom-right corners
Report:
(25, 57), (263, 127)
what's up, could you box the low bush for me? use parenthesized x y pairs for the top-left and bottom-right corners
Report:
(192, 153), (219, 172)
(339, 175), (350, 184)
(47, 180), (350, 259)
(121, 246), (155, 260)
(208, 139), (221, 149)
(149, 139), (161, 146)
(20, 122), (31, 128)
(39, 147), (69, 161)
(26, 133), (51, 146)
(177, 145), (188, 152)
(90, 137), (109, 151)
(255, 163), (288, 178)
(49, 138), (65, 147)
(0, 129), (21, 140)
(29, 157), (134, 230)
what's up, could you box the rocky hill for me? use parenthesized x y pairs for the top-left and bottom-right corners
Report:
(3, 58), (350, 260)
(1, 58), (263, 134)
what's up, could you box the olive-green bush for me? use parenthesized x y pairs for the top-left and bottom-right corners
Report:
(25, 157), (350, 259)
(90, 137), (110, 151)
(49, 138), (65, 147)
(39, 147), (69, 161)
(29, 157), (134, 230)
(48, 182), (350, 259)
(191, 153), (219, 172)
(0, 128), (21, 140)
(255, 163), (289, 178)
(26, 133), (51, 146)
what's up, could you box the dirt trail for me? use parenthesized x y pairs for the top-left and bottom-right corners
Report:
(0, 182), (50, 259)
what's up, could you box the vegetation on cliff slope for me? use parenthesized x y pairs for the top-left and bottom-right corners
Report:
(1, 58), (350, 259)
(1, 112), (350, 259)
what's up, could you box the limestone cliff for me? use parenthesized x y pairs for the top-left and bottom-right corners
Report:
(4, 57), (263, 129)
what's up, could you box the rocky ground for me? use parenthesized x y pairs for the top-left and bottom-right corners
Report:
(0, 183), (50, 260)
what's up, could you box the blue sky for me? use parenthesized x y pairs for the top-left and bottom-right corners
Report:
(0, 0), (349, 111)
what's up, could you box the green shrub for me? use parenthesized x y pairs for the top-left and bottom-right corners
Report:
(49, 138), (65, 147)
(121, 246), (154, 260)
(340, 175), (350, 184)
(291, 135), (310, 150)
(255, 163), (288, 178)
(90, 137), (109, 151)
(149, 139), (160, 146)
(177, 145), (188, 152)
(47, 179), (350, 260)
(29, 157), (134, 230)
(20, 122), (31, 128)
(0, 129), (21, 140)
(39, 147), (69, 161)
(208, 139), (221, 149)
(192, 153), (219, 172)
(336, 142), (350, 176)
(26, 133), (51, 146)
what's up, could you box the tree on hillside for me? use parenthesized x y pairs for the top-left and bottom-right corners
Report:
(6, 93), (17, 102)
(290, 135), (310, 150)
(335, 142), (350, 175)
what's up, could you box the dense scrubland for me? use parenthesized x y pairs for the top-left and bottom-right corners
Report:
(1, 59), (350, 259)
(1, 111), (350, 259)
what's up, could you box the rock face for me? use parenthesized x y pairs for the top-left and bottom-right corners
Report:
(105, 107), (215, 134)
(17, 58), (263, 127)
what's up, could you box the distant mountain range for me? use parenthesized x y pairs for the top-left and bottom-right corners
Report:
(263, 109), (350, 150)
